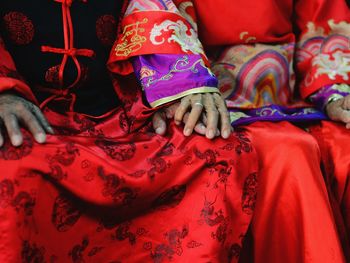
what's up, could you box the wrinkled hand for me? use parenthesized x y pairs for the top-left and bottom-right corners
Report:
(0, 93), (53, 147)
(326, 94), (350, 129)
(152, 93), (232, 139)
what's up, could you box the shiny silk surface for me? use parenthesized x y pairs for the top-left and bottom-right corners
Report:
(0, 0), (259, 262)
(241, 121), (346, 263)
(0, 107), (258, 262)
(310, 121), (350, 255)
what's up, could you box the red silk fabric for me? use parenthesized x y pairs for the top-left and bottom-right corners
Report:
(0, 105), (258, 262)
(309, 121), (350, 257)
(241, 121), (345, 262)
(190, 0), (350, 99)
(192, 0), (349, 46)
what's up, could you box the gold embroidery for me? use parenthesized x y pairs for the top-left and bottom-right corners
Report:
(140, 66), (156, 80)
(115, 18), (148, 57)
(239, 31), (256, 43)
(301, 20), (350, 42)
(144, 55), (213, 89)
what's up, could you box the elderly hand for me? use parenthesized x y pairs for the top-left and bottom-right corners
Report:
(0, 93), (53, 147)
(326, 94), (350, 129)
(152, 92), (232, 139)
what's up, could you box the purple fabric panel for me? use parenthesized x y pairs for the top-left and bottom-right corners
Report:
(309, 84), (350, 110)
(230, 104), (327, 127)
(132, 54), (218, 106)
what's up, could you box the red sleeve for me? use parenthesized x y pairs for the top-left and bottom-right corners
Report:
(295, 0), (350, 99)
(0, 37), (37, 103)
(107, 0), (208, 76)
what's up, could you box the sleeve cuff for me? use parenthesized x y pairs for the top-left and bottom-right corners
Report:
(0, 77), (37, 104)
(132, 53), (218, 107)
(309, 83), (350, 110)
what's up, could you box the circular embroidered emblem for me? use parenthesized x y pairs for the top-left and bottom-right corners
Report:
(3, 11), (34, 45)
(45, 65), (60, 87)
(96, 15), (117, 46)
(45, 64), (89, 87)
(0, 135), (33, 160)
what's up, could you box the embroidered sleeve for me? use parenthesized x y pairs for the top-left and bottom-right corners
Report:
(309, 84), (350, 110)
(107, 0), (218, 107)
(294, 0), (350, 100)
(0, 36), (37, 103)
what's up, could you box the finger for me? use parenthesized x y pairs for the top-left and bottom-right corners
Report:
(326, 100), (344, 121)
(3, 114), (23, 147)
(174, 96), (191, 125)
(337, 109), (350, 124)
(31, 105), (54, 134)
(213, 93), (232, 139)
(183, 112), (206, 135)
(164, 103), (180, 119)
(183, 96), (204, 136)
(0, 127), (3, 147)
(19, 109), (46, 144)
(203, 94), (219, 139)
(341, 95), (350, 110)
(202, 113), (208, 126)
(152, 111), (167, 135)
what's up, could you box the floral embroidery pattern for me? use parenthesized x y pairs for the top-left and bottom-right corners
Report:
(96, 15), (117, 46)
(150, 20), (203, 54)
(313, 50), (350, 80)
(3, 12), (34, 45)
(142, 55), (211, 88)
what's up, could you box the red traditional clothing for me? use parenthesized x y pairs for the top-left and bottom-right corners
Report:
(188, 0), (350, 261)
(0, 0), (346, 262)
(0, 1), (259, 262)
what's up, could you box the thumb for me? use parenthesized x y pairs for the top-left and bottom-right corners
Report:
(152, 111), (167, 135)
(329, 106), (350, 124)
(338, 109), (350, 124)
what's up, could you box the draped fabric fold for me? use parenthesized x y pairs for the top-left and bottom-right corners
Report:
(0, 1), (259, 262)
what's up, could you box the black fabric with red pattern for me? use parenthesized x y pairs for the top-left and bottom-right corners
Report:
(0, 0), (123, 116)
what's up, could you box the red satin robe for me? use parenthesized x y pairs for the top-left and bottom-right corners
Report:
(0, 1), (259, 262)
(188, 0), (350, 261)
(0, 1), (345, 263)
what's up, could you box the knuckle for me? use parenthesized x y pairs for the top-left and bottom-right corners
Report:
(14, 102), (26, 112)
(174, 113), (183, 122)
(209, 107), (219, 116)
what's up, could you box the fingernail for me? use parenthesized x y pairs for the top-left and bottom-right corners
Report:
(35, 133), (46, 143)
(207, 129), (215, 139)
(12, 136), (22, 147)
(48, 127), (55, 134)
(184, 128), (191, 136)
(156, 127), (163, 135)
(223, 129), (230, 139)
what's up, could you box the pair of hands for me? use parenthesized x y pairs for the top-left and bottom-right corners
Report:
(2, 91), (350, 147)
(0, 92), (231, 147)
(152, 92), (232, 139)
(326, 94), (350, 129)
